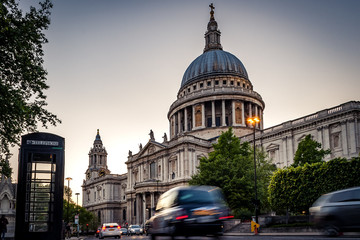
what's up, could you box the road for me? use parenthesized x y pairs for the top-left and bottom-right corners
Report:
(82, 234), (360, 240)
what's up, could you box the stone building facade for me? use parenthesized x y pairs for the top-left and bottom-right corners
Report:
(0, 156), (17, 238)
(82, 5), (360, 226)
(82, 130), (127, 224)
(241, 101), (360, 168)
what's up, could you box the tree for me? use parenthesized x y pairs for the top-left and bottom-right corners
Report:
(292, 135), (330, 167)
(0, 154), (12, 178)
(189, 127), (276, 218)
(63, 199), (100, 231)
(268, 157), (360, 214)
(0, 0), (61, 160)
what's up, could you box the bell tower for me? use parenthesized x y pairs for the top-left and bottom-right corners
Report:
(85, 129), (110, 181)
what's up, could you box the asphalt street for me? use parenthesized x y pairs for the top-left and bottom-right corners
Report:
(79, 233), (360, 240)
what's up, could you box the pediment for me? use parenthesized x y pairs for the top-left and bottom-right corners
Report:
(266, 143), (280, 151)
(136, 140), (167, 159)
(297, 134), (312, 142)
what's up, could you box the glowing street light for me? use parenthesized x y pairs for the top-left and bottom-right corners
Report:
(247, 116), (260, 223)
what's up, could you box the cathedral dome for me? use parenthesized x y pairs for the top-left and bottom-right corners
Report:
(181, 49), (249, 88)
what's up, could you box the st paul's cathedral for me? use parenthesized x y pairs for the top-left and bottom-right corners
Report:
(82, 5), (360, 226)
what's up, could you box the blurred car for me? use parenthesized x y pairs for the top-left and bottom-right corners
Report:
(144, 220), (150, 236)
(95, 228), (101, 237)
(99, 223), (121, 239)
(128, 225), (143, 235)
(147, 185), (233, 240)
(119, 228), (128, 235)
(309, 186), (360, 236)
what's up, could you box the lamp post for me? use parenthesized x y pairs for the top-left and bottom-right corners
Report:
(65, 177), (72, 224)
(75, 192), (80, 237)
(247, 116), (260, 223)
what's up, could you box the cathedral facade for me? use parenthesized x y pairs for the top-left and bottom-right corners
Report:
(82, 6), (360, 226)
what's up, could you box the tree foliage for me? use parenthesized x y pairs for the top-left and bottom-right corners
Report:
(189, 127), (276, 218)
(63, 199), (100, 231)
(0, 0), (60, 159)
(0, 155), (12, 178)
(292, 135), (330, 167)
(268, 157), (360, 214)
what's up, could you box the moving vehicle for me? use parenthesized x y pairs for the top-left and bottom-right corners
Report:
(128, 225), (143, 235)
(119, 228), (128, 235)
(309, 186), (360, 236)
(147, 185), (233, 240)
(99, 223), (121, 239)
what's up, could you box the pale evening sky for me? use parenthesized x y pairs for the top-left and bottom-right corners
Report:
(11, 0), (360, 204)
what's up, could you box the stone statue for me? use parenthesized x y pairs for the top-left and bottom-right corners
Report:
(139, 143), (143, 151)
(149, 129), (155, 140)
(163, 133), (168, 142)
(128, 150), (132, 157)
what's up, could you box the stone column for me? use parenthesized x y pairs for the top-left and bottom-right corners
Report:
(341, 120), (348, 156)
(201, 103), (205, 128)
(255, 105), (259, 128)
(231, 101), (236, 126)
(287, 135), (294, 165)
(323, 126), (330, 161)
(127, 196), (131, 224)
(317, 126), (323, 146)
(180, 150), (184, 177)
(142, 193), (146, 224)
(212, 101), (216, 127)
(184, 107), (188, 132)
(222, 100), (226, 126)
(249, 103), (252, 117)
(136, 194), (140, 224)
(150, 192), (155, 217)
(348, 119), (357, 155)
(178, 111), (182, 133)
(192, 105), (195, 130)
(282, 137), (288, 167)
(242, 101), (245, 126)
(185, 146), (192, 177)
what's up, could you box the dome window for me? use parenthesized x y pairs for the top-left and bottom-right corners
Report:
(231, 81), (234, 86)
(237, 81), (240, 86)
(243, 83), (245, 88)
(200, 82), (204, 88)
(193, 85), (197, 90)
(223, 80), (227, 85)
(215, 80), (219, 85)
(207, 81), (211, 87)
(188, 88), (190, 92)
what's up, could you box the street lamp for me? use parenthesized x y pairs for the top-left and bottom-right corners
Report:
(247, 116), (260, 223)
(75, 192), (80, 238)
(65, 177), (72, 224)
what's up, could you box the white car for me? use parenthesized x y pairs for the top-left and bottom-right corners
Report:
(99, 223), (121, 239)
(128, 225), (143, 235)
